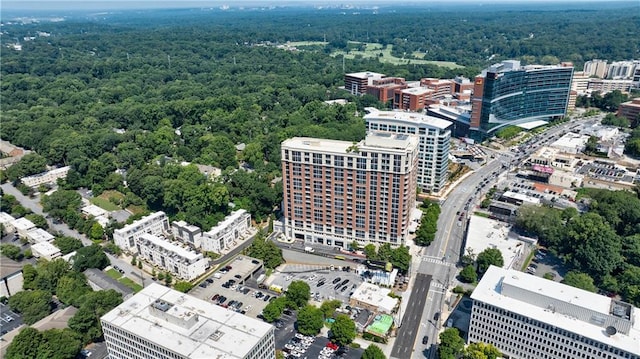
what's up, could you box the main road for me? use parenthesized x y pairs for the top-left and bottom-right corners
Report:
(391, 116), (591, 358)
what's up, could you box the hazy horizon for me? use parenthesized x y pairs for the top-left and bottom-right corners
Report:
(2, 0), (635, 12)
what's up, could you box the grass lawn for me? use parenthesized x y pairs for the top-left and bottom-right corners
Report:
(119, 277), (143, 293)
(126, 205), (146, 216)
(331, 42), (463, 68)
(106, 268), (122, 280)
(90, 197), (120, 211)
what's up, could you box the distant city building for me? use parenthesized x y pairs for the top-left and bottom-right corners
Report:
(583, 59), (608, 78)
(364, 108), (452, 192)
(469, 266), (640, 359)
(136, 233), (209, 281)
(452, 76), (474, 101)
(113, 212), (170, 253)
(571, 71), (590, 95)
(470, 60), (573, 140)
(201, 210), (252, 253)
(607, 60), (640, 80)
(366, 77), (407, 104)
(392, 86), (433, 111)
(420, 78), (453, 99)
(101, 283), (275, 359)
(587, 78), (633, 94)
(344, 71), (386, 95)
(617, 98), (640, 125)
(20, 166), (70, 188)
(281, 132), (418, 249)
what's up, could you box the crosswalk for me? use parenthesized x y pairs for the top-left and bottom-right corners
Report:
(430, 282), (447, 290)
(421, 256), (450, 265)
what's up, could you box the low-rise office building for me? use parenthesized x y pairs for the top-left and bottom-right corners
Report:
(26, 228), (55, 244)
(20, 166), (70, 188)
(114, 211), (170, 253)
(101, 283), (275, 359)
(0, 212), (16, 233)
(201, 210), (252, 253)
(349, 282), (399, 314)
(31, 241), (62, 261)
(0, 257), (23, 297)
(11, 217), (35, 238)
(469, 266), (640, 359)
(136, 233), (209, 281)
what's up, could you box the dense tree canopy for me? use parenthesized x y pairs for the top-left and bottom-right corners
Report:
(476, 248), (504, 277)
(285, 280), (311, 309)
(296, 305), (324, 336)
(247, 234), (284, 269)
(361, 344), (386, 359)
(562, 271), (597, 293)
(330, 314), (357, 347)
(8, 290), (52, 325)
(68, 290), (123, 343)
(72, 244), (110, 272)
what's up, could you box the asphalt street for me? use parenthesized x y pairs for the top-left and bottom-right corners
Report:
(394, 117), (591, 358)
(390, 273), (432, 359)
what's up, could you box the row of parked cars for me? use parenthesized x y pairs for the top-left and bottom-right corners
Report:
(283, 333), (315, 359)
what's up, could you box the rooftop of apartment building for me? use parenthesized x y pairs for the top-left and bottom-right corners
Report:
(282, 132), (418, 154)
(101, 283), (273, 358)
(364, 107), (452, 130)
(473, 266), (640, 354)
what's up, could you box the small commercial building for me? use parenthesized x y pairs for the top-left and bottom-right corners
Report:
(349, 282), (399, 314)
(26, 228), (55, 244)
(82, 204), (108, 218)
(31, 241), (62, 261)
(0, 212), (16, 233)
(84, 268), (134, 300)
(20, 166), (70, 188)
(0, 257), (23, 297)
(11, 217), (36, 238)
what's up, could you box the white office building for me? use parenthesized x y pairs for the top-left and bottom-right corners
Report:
(26, 228), (55, 243)
(0, 212), (16, 233)
(20, 166), (70, 188)
(11, 217), (36, 238)
(363, 108), (452, 193)
(114, 211), (170, 252)
(31, 241), (62, 261)
(201, 209), (252, 253)
(101, 283), (275, 359)
(469, 266), (640, 359)
(135, 233), (209, 281)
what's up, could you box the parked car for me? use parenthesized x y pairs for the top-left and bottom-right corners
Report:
(422, 336), (429, 345)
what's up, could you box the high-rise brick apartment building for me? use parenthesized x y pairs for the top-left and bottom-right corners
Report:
(281, 132), (418, 249)
(364, 108), (452, 193)
(470, 60), (573, 140)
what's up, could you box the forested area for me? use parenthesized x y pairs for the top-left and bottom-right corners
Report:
(516, 188), (640, 306)
(1, 4), (638, 227)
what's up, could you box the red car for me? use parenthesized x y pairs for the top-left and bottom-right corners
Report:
(326, 342), (339, 351)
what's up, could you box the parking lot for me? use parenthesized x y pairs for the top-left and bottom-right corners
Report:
(0, 302), (23, 336)
(188, 257), (275, 318)
(269, 264), (365, 304)
(524, 249), (566, 282)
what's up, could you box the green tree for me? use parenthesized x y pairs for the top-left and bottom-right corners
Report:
(561, 271), (597, 292)
(8, 290), (52, 324)
(247, 235), (284, 269)
(53, 236), (83, 255)
(320, 299), (342, 318)
(5, 153), (47, 182)
(476, 248), (504, 277)
(72, 244), (110, 272)
(438, 328), (465, 359)
(39, 328), (83, 359)
(174, 281), (193, 293)
(363, 244), (378, 259)
(68, 289), (123, 343)
(89, 222), (104, 240)
(103, 242), (122, 256)
(390, 245), (412, 273)
(41, 190), (82, 220)
(463, 342), (502, 359)
(330, 314), (356, 346)
(262, 296), (287, 323)
(361, 344), (386, 359)
(165, 272), (173, 286)
(285, 280), (311, 309)
(25, 213), (48, 229)
(22, 264), (38, 290)
(460, 265), (478, 283)
(296, 305), (324, 336)
(1, 244), (23, 261)
(56, 272), (92, 306)
(5, 327), (44, 359)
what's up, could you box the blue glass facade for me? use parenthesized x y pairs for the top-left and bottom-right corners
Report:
(472, 64), (573, 139)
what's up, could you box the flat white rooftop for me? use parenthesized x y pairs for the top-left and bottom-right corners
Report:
(282, 133), (417, 154)
(101, 283), (273, 358)
(516, 120), (548, 130)
(31, 241), (61, 256)
(551, 132), (590, 151)
(82, 204), (108, 217)
(139, 233), (202, 261)
(11, 217), (35, 231)
(346, 71), (385, 80)
(26, 228), (55, 243)
(0, 212), (15, 224)
(364, 108), (452, 130)
(465, 216), (534, 270)
(473, 266), (640, 355)
(206, 209), (248, 236)
(351, 282), (398, 313)
(115, 211), (166, 235)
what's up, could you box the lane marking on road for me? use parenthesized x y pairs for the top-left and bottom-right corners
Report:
(429, 289), (446, 295)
